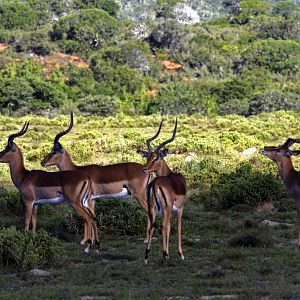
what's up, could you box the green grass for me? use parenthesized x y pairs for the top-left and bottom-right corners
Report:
(1, 112), (300, 299)
(0, 205), (300, 299)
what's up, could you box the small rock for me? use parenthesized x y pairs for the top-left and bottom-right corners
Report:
(261, 220), (293, 227)
(241, 147), (259, 155)
(29, 269), (50, 276)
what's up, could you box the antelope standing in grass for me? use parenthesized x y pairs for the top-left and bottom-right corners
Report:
(263, 138), (300, 247)
(41, 113), (155, 242)
(138, 119), (187, 263)
(0, 122), (98, 253)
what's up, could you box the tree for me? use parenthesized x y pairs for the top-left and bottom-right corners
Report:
(240, 39), (300, 75)
(248, 90), (300, 115)
(51, 8), (120, 56)
(230, 0), (270, 24)
(72, 0), (119, 16)
(0, 1), (37, 30)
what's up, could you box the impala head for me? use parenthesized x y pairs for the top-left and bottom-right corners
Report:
(262, 138), (300, 161)
(41, 112), (73, 167)
(0, 122), (29, 163)
(138, 119), (177, 174)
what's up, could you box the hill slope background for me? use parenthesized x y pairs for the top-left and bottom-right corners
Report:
(0, 0), (299, 117)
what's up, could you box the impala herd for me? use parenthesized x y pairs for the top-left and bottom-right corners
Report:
(2, 113), (300, 263)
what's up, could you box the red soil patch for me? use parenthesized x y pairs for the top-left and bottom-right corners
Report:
(0, 43), (9, 52)
(162, 60), (182, 70)
(34, 52), (89, 74)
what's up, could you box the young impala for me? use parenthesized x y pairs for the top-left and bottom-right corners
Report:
(0, 122), (98, 253)
(41, 113), (156, 242)
(138, 119), (187, 263)
(263, 138), (300, 247)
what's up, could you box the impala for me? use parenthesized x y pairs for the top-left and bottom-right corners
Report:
(0, 122), (98, 253)
(262, 138), (300, 247)
(41, 113), (155, 242)
(138, 119), (187, 263)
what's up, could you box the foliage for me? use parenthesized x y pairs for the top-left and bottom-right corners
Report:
(77, 95), (117, 116)
(73, 0), (120, 16)
(0, 188), (24, 216)
(0, 227), (62, 270)
(230, 0), (270, 24)
(63, 200), (147, 236)
(202, 161), (288, 210)
(248, 90), (300, 115)
(0, 1), (37, 30)
(240, 38), (300, 75)
(51, 8), (120, 56)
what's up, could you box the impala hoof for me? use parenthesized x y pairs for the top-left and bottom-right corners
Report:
(82, 249), (89, 255)
(144, 259), (148, 264)
(179, 252), (184, 260)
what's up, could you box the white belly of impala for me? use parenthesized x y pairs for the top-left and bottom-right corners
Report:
(92, 187), (129, 200)
(33, 196), (65, 205)
(156, 204), (179, 216)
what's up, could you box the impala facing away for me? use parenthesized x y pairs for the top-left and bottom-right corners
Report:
(138, 119), (187, 263)
(41, 113), (154, 242)
(263, 138), (300, 247)
(0, 122), (98, 253)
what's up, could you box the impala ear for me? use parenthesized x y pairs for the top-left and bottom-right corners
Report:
(137, 150), (148, 158)
(160, 148), (169, 158)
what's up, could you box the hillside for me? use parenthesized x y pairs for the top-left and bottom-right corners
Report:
(0, 0), (300, 117)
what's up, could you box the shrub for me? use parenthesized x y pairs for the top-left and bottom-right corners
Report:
(241, 39), (300, 75)
(248, 90), (300, 115)
(0, 227), (62, 270)
(77, 95), (117, 116)
(202, 162), (288, 210)
(228, 228), (272, 247)
(95, 200), (146, 235)
(0, 188), (24, 216)
(63, 199), (147, 236)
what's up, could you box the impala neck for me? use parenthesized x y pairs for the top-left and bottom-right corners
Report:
(8, 150), (28, 188)
(276, 157), (298, 188)
(58, 150), (77, 171)
(157, 160), (173, 177)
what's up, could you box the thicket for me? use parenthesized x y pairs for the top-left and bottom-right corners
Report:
(0, 227), (62, 270)
(0, 0), (299, 116)
(0, 113), (298, 239)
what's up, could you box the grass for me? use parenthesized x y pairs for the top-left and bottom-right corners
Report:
(0, 199), (300, 299)
(1, 112), (300, 299)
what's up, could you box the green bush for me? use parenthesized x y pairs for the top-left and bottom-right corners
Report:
(228, 228), (272, 247)
(0, 227), (62, 270)
(0, 188), (24, 216)
(63, 199), (147, 236)
(202, 162), (288, 210)
(77, 95), (117, 116)
(248, 90), (300, 115)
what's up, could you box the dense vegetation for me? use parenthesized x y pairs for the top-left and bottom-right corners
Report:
(0, 0), (299, 116)
(0, 112), (300, 298)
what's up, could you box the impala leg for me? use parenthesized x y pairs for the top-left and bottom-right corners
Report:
(177, 208), (184, 260)
(296, 203), (300, 248)
(135, 193), (151, 243)
(70, 204), (93, 254)
(162, 209), (171, 260)
(24, 201), (34, 232)
(31, 204), (39, 233)
(145, 207), (156, 264)
(84, 205), (100, 251)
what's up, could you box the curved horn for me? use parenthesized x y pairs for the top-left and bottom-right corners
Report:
(53, 112), (73, 146)
(8, 122), (29, 148)
(281, 138), (297, 148)
(155, 118), (177, 152)
(146, 120), (163, 152)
